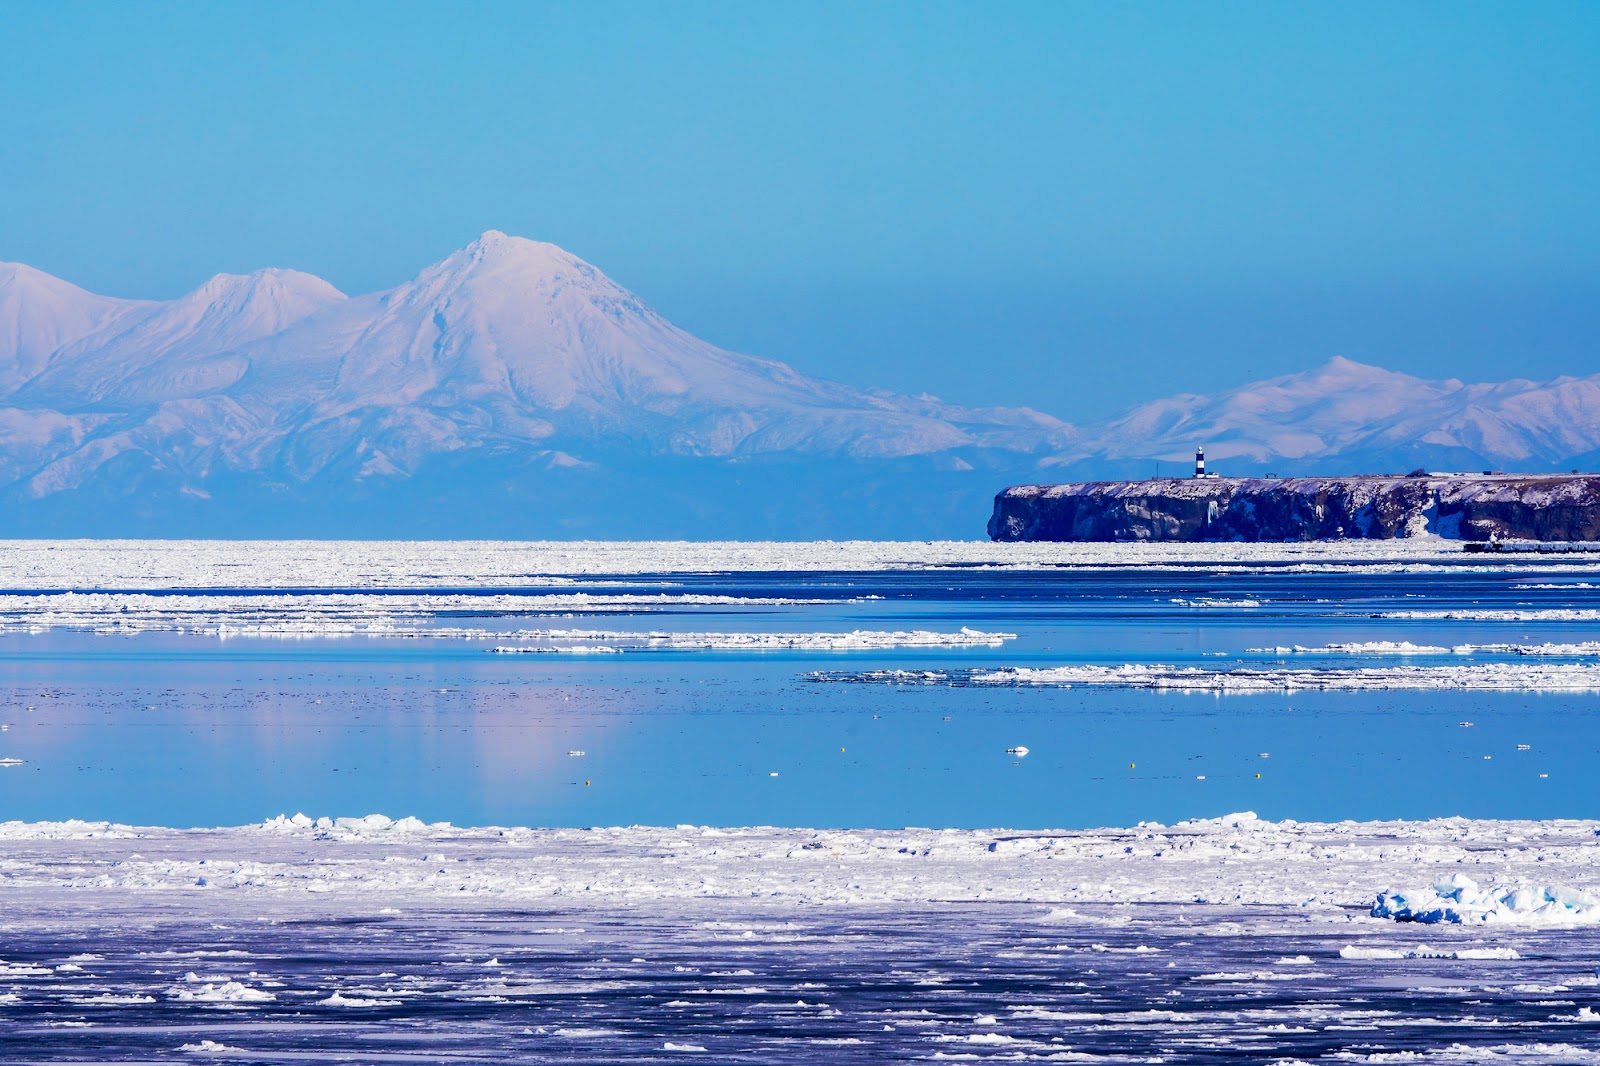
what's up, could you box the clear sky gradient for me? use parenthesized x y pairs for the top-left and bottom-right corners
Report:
(1, 2), (1595, 419)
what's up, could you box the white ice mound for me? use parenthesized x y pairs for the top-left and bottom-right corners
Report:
(1174, 811), (1260, 830)
(256, 812), (444, 835)
(170, 979), (275, 1002)
(1338, 943), (1520, 960)
(1371, 872), (1600, 925)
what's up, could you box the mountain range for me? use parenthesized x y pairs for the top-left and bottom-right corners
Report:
(1, 232), (1595, 537)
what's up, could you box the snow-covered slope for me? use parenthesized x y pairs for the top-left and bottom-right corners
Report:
(0, 262), (151, 395)
(0, 234), (1073, 535)
(217, 231), (1068, 475)
(1, 235), (1596, 536)
(1056, 357), (1600, 475)
(15, 268), (345, 408)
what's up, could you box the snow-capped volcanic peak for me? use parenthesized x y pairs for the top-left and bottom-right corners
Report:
(2, 231), (1595, 535)
(0, 229), (1058, 484)
(303, 231), (950, 454)
(349, 230), (773, 404)
(326, 229), (697, 411)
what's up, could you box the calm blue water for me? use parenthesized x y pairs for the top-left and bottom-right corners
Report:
(0, 564), (1596, 828)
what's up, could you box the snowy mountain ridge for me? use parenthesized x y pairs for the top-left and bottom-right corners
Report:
(1060, 356), (1600, 477)
(0, 233), (1075, 535)
(0, 232), (1594, 535)
(0, 232), (1070, 469)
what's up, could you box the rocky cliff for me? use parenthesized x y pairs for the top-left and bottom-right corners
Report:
(988, 474), (1600, 542)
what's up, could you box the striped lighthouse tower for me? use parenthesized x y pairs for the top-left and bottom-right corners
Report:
(1194, 445), (1206, 478)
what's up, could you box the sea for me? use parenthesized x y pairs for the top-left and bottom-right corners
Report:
(0, 545), (1596, 828)
(2, 541), (1600, 1064)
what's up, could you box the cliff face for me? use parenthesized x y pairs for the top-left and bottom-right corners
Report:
(988, 475), (1600, 542)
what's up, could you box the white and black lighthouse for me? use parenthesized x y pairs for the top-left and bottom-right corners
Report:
(1194, 445), (1206, 478)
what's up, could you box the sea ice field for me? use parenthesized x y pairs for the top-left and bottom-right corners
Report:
(3, 538), (1600, 1062)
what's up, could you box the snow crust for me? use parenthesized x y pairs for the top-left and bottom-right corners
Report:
(1, 813), (1596, 922)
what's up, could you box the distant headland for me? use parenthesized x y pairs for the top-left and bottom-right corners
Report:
(990, 448), (1600, 543)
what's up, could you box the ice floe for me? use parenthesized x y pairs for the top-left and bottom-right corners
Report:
(1372, 874), (1600, 926)
(6, 810), (1600, 1061)
(169, 979), (275, 1002)
(0, 591), (1015, 652)
(1337, 944), (1522, 959)
(0, 539), (1506, 592)
(1256, 641), (1600, 658)
(1383, 609), (1600, 621)
(0, 591), (841, 638)
(1454, 642), (1600, 657)
(811, 663), (1600, 691)
(1251, 642), (1454, 655)
(2, 812), (1598, 916)
(492, 627), (1013, 653)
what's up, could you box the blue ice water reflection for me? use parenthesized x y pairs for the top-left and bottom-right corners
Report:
(0, 564), (1596, 827)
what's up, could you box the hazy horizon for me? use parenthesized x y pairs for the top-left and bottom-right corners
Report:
(2, 2), (1595, 420)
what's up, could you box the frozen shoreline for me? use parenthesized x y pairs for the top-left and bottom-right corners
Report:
(3, 812), (1598, 924)
(8, 815), (1600, 1062)
(0, 537), (1554, 591)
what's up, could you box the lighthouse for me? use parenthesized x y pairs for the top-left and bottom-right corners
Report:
(1194, 445), (1206, 478)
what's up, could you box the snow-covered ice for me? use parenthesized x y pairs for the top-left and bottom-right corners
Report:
(1257, 641), (1600, 658)
(0, 590), (847, 637)
(1, 810), (1596, 912)
(3, 812), (1600, 1059)
(1251, 641), (1455, 655)
(1372, 874), (1600, 926)
(813, 662), (1600, 691)
(0, 538), (1598, 1060)
(491, 627), (1013, 652)
(0, 538), (1519, 592)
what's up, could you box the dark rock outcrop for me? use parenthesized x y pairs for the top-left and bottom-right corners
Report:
(988, 474), (1600, 542)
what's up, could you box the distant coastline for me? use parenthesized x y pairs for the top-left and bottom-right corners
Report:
(989, 472), (1600, 543)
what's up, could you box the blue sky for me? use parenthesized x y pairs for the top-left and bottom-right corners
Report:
(1, 1), (1595, 418)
